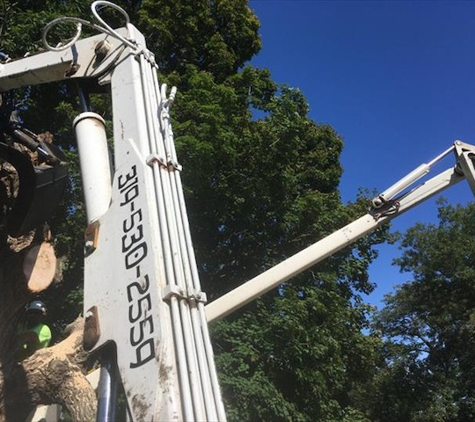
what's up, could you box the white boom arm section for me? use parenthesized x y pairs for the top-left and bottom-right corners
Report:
(206, 141), (475, 322)
(0, 2), (225, 421)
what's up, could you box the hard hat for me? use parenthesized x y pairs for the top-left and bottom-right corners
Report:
(25, 300), (47, 316)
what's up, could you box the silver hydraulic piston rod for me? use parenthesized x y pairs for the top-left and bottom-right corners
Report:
(371, 145), (455, 208)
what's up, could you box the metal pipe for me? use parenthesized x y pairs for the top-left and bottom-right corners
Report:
(373, 145), (455, 207)
(166, 154), (218, 418)
(170, 296), (195, 421)
(149, 154), (195, 419)
(190, 303), (218, 420)
(76, 83), (89, 113)
(149, 160), (195, 405)
(199, 303), (227, 421)
(96, 351), (118, 422)
(137, 54), (196, 419)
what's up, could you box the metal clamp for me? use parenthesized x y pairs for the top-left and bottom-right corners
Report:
(146, 153), (167, 167)
(162, 285), (207, 304)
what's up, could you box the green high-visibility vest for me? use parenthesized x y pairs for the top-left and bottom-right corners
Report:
(31, 323), (52, 348)
(19, 323), (52, 348)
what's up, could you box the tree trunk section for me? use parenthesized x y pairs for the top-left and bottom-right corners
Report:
(0, 159), (96, 421)
(1, 318), (97, 421)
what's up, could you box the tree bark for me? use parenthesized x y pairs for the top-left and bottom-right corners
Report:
(0, 234), (97, 421)
(0, 159), (96, 421)
(1, 318), (97, 421)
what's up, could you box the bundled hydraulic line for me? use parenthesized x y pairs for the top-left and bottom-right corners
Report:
(137, 48), (226, 421)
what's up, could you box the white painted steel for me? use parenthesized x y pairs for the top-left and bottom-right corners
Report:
(82, 24), (185, 421)
(73, 112), (112, 224)
(395, 168), (463, 213)
(206, 148), (469, 323)
(0, 28), (129, 92)
(374, 145), (455, 206)
(87, 27), (224, 421)
(376, 164), (430, 204)
(457, 149), (475, 197)
(462, 152), (475, 196)
(206, 214), (380, 323)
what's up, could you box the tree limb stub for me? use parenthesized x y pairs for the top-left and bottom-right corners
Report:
(22, 241), (56, 293)
(0, 317), (97, 422)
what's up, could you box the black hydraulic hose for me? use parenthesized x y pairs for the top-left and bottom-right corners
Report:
(96, 348), (118, 422)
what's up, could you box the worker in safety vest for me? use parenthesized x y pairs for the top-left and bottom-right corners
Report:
(16, 300), (51, 361)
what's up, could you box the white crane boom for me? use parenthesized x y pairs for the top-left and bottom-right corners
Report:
(206, 141), (475, 322)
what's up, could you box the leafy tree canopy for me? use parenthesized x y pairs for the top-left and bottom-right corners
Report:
(137, 0), (261, 80)
(370, 200), (475, 422)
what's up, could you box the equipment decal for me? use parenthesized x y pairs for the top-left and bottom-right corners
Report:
(118, 164), (156, 368)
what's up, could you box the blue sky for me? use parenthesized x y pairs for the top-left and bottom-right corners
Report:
(249, 0), (475, 307)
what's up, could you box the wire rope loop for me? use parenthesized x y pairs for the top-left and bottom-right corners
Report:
(91, 1), (130, 28)
(91, 1), (136, 49)
(42, 2), (135, 52)
(42, 17), (86, 51)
